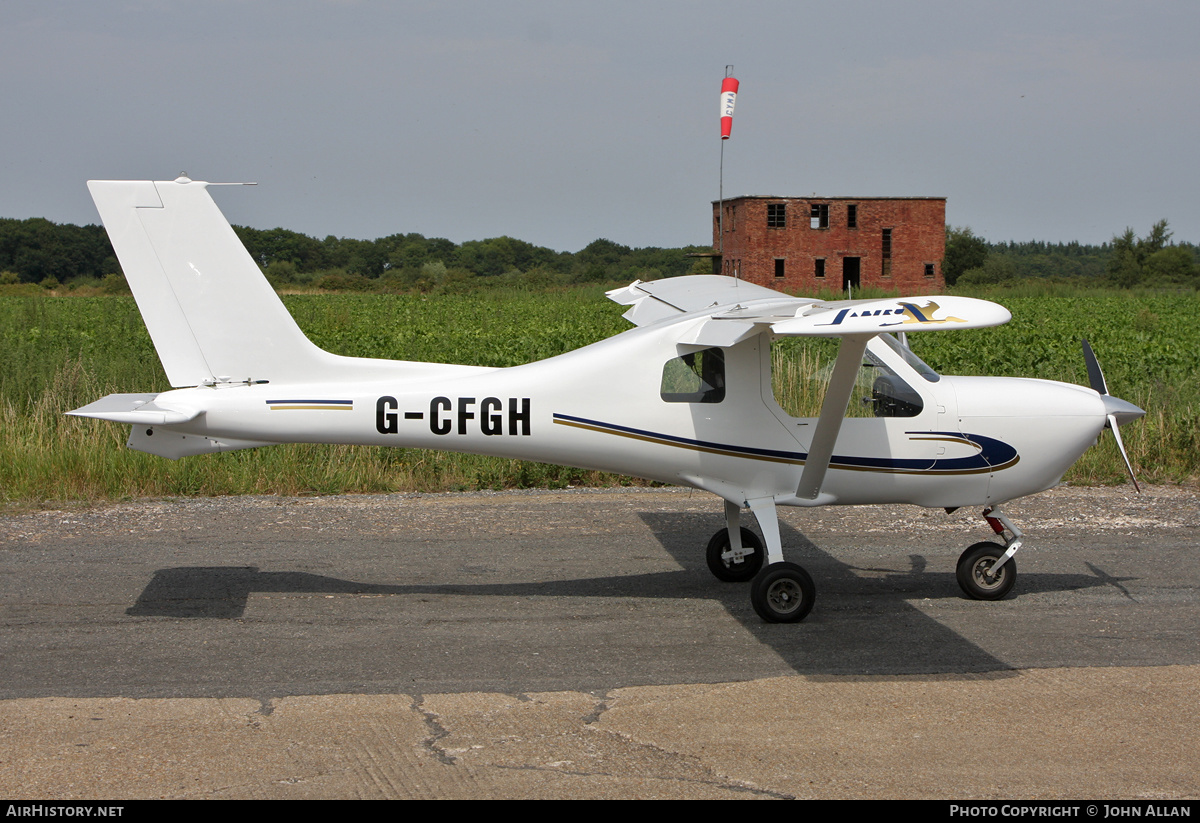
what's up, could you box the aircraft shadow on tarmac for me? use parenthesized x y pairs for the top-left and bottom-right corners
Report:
(125, 511), (1124, 677)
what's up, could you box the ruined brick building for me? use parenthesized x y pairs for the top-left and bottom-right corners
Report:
(711, 196), (946, 294)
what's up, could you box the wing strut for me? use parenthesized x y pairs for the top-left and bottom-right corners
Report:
(796, 334), (873, 500)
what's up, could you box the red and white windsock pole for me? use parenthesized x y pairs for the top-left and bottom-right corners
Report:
(718, 67), (738, 274)
(720, 75), (739, 140)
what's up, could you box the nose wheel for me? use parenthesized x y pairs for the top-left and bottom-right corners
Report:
(956, 506), (1022, 600)
(956, 542), (1016, 600)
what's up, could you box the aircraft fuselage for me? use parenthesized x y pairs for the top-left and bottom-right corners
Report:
(134, 315), (1108, 512)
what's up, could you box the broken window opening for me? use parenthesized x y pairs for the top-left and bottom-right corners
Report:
(882, 228), (893, 277)
(810, 204), (829, 229)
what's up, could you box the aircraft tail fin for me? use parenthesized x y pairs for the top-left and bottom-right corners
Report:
(88, 176), (345, 387)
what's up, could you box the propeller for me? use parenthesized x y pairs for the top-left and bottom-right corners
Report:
(1082, 339), (1145, 492)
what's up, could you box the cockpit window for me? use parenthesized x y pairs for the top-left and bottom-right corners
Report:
(864, 347), (924, 417)
(878, 333), (940, 383)
(772, 338), (925, 418)
(661, 348), (726, 403)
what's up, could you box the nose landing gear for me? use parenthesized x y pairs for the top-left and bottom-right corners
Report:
(956, 506), (1022, 601)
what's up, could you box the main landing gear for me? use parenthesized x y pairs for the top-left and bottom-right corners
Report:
(709, 499), (816, 623)
(955, 506), (1023, 601)
(750, 562), (816, 623)
(705, 527), (764, 582)
(706, 523), (814, 622)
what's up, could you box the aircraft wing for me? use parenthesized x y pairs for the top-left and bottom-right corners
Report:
(769, 295), (1011, 335)
(609, 277), (1010, 338)
(607, 275), (805, 326)
(620, 283), (1011, 351)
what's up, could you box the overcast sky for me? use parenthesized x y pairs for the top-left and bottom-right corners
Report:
(3, 1), (1197, 251)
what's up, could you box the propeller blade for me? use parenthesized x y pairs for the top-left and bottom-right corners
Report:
(1083, 339), (1142, 493)
(1107, 413), (1141, 493)
(1082, 338), (1108, 396)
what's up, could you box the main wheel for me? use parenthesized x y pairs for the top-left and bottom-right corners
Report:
(956, 541), (1016, 600)
(705, 527), (765, 582)
(750, 562), (816, 623)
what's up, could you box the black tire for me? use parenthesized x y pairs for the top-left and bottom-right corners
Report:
(750, 562), (816, 623)
(956, 541), (1017, 600)
(705, 527), (765, 582)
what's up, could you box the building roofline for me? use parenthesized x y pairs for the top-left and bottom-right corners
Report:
(712, 195), (946, 204)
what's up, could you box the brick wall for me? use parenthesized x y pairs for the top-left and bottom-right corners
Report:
(713, 196), (946, 294)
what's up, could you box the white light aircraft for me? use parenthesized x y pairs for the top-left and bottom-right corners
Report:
(70, 177), (1145, 622)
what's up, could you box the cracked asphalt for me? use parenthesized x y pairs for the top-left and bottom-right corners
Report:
(2, 486), (1198, 799)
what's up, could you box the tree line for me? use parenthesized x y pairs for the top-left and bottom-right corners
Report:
(2, 214), (1197, 292)
(944, 222), (1200, 288)
(0, 217), (712, 292)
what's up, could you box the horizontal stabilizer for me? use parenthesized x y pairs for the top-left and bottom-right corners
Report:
(67, 394), (273, 458)
(67, 393), (199, 425)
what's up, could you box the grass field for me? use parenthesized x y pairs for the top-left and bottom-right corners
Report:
(1, 285), (1195, 507)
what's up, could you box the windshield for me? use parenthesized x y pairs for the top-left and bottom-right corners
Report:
(879, 333), (940, 383)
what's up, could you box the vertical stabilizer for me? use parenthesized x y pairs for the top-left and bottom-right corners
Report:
(88, 177), (333, 387)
